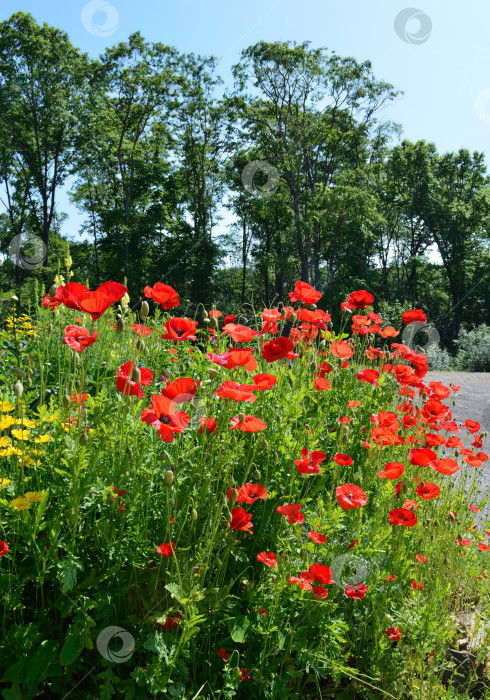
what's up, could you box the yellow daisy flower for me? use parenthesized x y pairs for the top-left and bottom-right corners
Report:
(11, 429), (31, 441)
(18, 456), (36, 467)
(12, 496), (31, 510)
(34, 434), (52, 443)
(0, 436), (12, 448)
(15, 418), (37, 429)
(24, 491), (45, 502)
(47, 413), (59, 423)
(0, 478), (11, 488)
(0, 416), (16, 431)
(0, 401), (15, 412)
(0, 447), (17, 457)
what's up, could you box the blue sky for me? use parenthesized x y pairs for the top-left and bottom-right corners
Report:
(2, 0), (490, 249)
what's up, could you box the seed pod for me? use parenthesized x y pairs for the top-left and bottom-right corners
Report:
(126, 446), (133, 460)
(309, 361), (317, 373)
(209, 368), (216, 380)
(164, 470), (174, 487)
(238, 412), (245, 423)
(228, 537), (239, 546)
(216, 556), (223, 567)
(131, 366), (141, 383)
(13, 380), (23, 398)
(62, 394), (71, 409)
(191, 508), (198, 521)
(280, 307), (287, 319)
(288, 375), (294, 389)
(140, 301), (149, 320)
(253, 469), (261, 480)
(319, 339), (326, 349)
(13, 368), (26, 379)
(116, 318), (125, 332)
(78, 432), (89, 446)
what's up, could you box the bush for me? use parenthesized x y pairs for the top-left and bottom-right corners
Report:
(425, 343), (454, 371)
(0, 285), (489, 698)
(455, 324), (490, 372)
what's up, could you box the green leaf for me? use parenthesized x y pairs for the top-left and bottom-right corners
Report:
(24, 640), (59, 699)
(3, 658), (27, 683)
(2, 689), (22, 700)
(228, 615), (250, 643)
(165, 583), (182, 603)
(60, 627), (84, 666)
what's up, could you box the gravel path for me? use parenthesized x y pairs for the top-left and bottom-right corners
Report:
(425, 372), (490, 522)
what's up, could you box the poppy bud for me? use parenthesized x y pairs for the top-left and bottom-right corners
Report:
(191, 508), (198, 521)
(169, 497), (175, 506)
(136, 338), (146, 352)
(72, 353), (80, 366)
(273, 451), (279, 463)
(13, 368), (26, 379)
(49, 284), (57, 298)
(203, 317), (210, 325)
(288, 375), (294, 389)
(11, 295), (18, 302)
(116, 318), (125, 332)
(448, 512), (457, 522)
(216, 556), (223, 567)
(238, 412), (245, 423)
(225, 510), (232, 523)
(210, 317), (218, 330)
(47, 322), (54, 332)
(280, 307), (287, 319)
(62, 394), (71, 409)
(308, 303), (317, 310)
(26, 377), (32, 388)
(230, 488), (239, 503)
(131, 366), (141, 383)
(309, 361), (317, 372)
(164, 470), (174, 487)
(262, 439), (269, 450)
(319, 339), (326, 348)
(13, 380), (23, 398)
(28, 367), (33, 376)
(228, 536), (239, 546)
(203, 310), (209, 319)
(253, 469), (261, 480)
(233, 668), (242, 681)
(209, 368), (216, 379)
(79, 432), (89, 446)
(126, 446), (133, 460)
(290, 313), (297, 323)
(140, 301), (149, 320)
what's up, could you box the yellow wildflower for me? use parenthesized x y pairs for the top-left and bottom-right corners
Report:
(24, 491), (45, 502)
(34, 434), (52, 443)
(15, 418), (37, 429)
(0, 401), (15, 412)
(0, 478), (11, 488)
(11, 429), (31, 441)
(0, 447), (16, 457)
(0, 436), (11, 448)
(0, 416), (16, 431)
(46, 413), (59, 423)
(12, 496), (31, 510)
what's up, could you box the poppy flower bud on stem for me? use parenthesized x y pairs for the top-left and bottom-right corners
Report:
(79, 432), (89, 446)
(62, 393), (71, 409)
(238, 412), (245, 423)
(47, 322), (54, 332)
(309, 361), (317, 372)
(191, 508), (198, 521)
(131, 366), (141, 383)
(290, 313), (297, 323)
(230, 488), (239, 503)
(49, 284), (57, 298)
(13, 380), (23, 398)
(288, 375), (295, 389)
(273, 451), (279, 463)
(209, 368), (216, 379)
(262, 438), (269, 450)
(136, 338), (146, 352)
(253, 469), (261, 480)
(140, 301), (149, 320)
(116, 318), (125, 332)
(203, 310), (208, 320)
(319, 339), (326, 348)
(210, 317), (218, 330)
(26, 377), (32, 388)
(164, 470), (174, 486)
(169, 497), (175, 506)
(13, 367), (26, 379)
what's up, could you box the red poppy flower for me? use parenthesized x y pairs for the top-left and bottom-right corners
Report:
(309, 563), (335, 584)
(424, 433), (446, 447)
(429, 458), (460, 475)
(385, 574), (397, 581)
(346, 290), (374, 309)
(78, 290), (113, 320)
(206, 348), (254, 370)
(257, 551), (277, 567)
(229, 507), (253, 533)
(42, 290), (62, 309)
(347, 400), (362, 408)
(356, 369), (380, 386)
(330, 340), (355, 359)
(261, 337), (294, 362)
(57, 282), (89, 311)
(379, 326), (399, 338)
(240, 668), (250, 683)
(456, 538), (472, 547)
(144, 283), (179, 309)
(228, 483), (269, 504)
(469, 503), (480, 513)
(333, 453), (353, 467)
(258, 607), (267, 615)
(229, 415), (267, 433)
(158, 613), (182, 629)
(141, 395), (190, 442)
(276, 503), (304, 524)
(336, 484), (367, 511)
(223, 314), (236, 324)
(386, 627), (402, 641)
(289, 574), (313, 590)
(131, 323), (153, 337)
(463, 454), (484, 467)
(378, 462), (405, 479)
(0, 541), (8, 556)
(402, 309), (427, 325)
(314, 377), (331, 391)
(288, 281), (321, 305)
(199, 417), (217, 434)
(161, 317), (198, 341)
(388, 508), (418, 527)
(215, 380), (256, 403)
(410, 580), (423, 591)
(478, 543), (489, 552)
(416, 554), (428, 563)
(313, 586), (328, 599)
(222, 323), (259, 342)
(409, 448), (437, 467)
(252, 373), (277, 391)
(156, 542), (176, 556)
(403, 500), (418, 510)
(161, 377), (200, 403)
(116, 361), (154, 399)
(295, 448), (326, 474)
(217, 647), (230, 662)
(62, 325), (98, 352)
(415, 482), (440, 500)
(464, 419), (481, 434)
(308, 531), (326, 544)
(345, 583), (367, 599)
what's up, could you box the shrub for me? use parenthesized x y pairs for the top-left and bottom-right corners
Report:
(425, 343), (454, 371)
(0, 281), (488, 698)
(455, 324), (490, 372)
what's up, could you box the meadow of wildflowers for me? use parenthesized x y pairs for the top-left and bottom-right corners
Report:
(0, 270), (489, 699)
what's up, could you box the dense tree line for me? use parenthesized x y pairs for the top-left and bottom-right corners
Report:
(0, 12), (489, 345)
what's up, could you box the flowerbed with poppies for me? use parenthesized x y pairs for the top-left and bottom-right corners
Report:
(0, 275), (489, 699)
